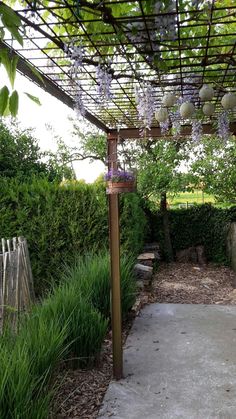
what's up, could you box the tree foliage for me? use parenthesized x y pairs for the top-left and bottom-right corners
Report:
(0, 120), (74, 181)
(188, 136), (236, 202)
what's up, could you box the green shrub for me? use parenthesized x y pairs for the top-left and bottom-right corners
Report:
(61, 251), (137, 319)
(148, 204), (236, 264)
(0, 177), (146, 294)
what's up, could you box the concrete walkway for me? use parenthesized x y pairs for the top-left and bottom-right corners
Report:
(99, 304), (236, 419)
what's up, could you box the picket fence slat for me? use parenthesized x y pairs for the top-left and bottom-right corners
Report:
(0, 237), (35, 333)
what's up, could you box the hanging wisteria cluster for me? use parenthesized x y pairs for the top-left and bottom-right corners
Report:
(135, 84), (156, 130)
(96, 65), (113, 103)
(64, 42), (84, 79)
(64, 41), (85, 116)
(217, 111), (230, 142)
(170, 110), (182, 137)
(74, 82), (85, 117)
(191, 120), (203, 143)
(160, 120), (170, 135)
(181, 74), (200, 103)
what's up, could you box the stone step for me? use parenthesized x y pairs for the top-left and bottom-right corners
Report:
(137, 252), (156, 261)
(134, 263), (153, 273)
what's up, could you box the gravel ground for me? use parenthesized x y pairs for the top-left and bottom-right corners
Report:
(51, 262), (236, 418)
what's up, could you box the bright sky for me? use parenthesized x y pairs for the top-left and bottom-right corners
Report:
(1, 68), (105, 182)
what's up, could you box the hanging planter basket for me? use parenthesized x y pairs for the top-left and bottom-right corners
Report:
(105, 169), (136, 194)
(106, 180), (136, 194)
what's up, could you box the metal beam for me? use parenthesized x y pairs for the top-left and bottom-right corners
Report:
(108, 123), (236, 140)
(0, 41), (109, 133)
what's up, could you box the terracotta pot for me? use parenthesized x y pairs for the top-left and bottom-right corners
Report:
(106, 180), (136, 194)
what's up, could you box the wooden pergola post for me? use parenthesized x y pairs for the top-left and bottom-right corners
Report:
(107, 132), (123, 380)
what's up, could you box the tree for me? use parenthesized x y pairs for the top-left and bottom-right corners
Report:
(188, 135), (236, 202)
(69, 119), (107, 165)
(0, 120), (74, 181)
(136, 139), (190, 260)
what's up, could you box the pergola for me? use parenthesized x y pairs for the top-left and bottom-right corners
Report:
(2, 0), (236, 379)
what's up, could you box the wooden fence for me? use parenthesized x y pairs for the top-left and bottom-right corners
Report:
(0, 237), (35, 332)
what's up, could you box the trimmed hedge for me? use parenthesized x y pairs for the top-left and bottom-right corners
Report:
(148, 204), (236, 264)
(0, 178), (147, 294)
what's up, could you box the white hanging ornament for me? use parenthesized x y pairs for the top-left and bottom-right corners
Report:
(221, 92), (236, 110)
(180, 102), (195, 118)
(199, 84), (214, 101)
(155, 108), (169, 123)
(162, 93), (177, 108)
(202, 103), (215, 117)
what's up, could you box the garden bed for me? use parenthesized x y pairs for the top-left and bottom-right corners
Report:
(51, 262), (236, 418)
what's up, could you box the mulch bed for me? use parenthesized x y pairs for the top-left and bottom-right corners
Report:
(150, 262), (236, 305)
(51, 262), (236, 418)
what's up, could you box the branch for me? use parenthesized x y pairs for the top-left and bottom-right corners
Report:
(62, 152), (106, 165)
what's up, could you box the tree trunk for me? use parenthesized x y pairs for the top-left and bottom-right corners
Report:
(160, 192), (174, 262)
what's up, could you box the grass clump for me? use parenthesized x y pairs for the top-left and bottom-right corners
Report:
(0, 251), (112, 418)
(61, 250), (137, 319)
(39, 283), (108, 367)
(0, 320), (67, 419)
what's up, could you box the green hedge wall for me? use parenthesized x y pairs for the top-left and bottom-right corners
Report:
(0, 178), (147, 294)
(148, 204), (236, 264)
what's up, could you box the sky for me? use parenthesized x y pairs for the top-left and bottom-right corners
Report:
(1, 68), (105, 182)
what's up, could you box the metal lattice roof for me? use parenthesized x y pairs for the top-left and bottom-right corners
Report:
(3, 0), (236, 136)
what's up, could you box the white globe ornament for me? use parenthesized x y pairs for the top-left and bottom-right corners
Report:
(180, 102), (195, 118)
(202, 103), (215, 117)
(155, 108), (169, 123)
(162, 93), (177, 108)
(221, 92), (236, 110)
(199, 84), (214, 101)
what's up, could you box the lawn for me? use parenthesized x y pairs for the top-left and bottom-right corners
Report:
(168, 190), (215, 209)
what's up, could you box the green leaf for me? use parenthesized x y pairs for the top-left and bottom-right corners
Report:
(0, 85), (9, 116)
(24, 92), (41, 106)
(9, 90), (19, 117)
(0, 4), (21, 27)
(26, 63), (45, 85)
(2, 21), (23, 46)
(10, 55), (18, 88)
(0, 50), (18, 88)
(0, 49), (11, 79)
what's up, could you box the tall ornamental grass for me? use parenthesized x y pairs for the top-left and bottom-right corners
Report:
(39, 283), (108, 367)
(0, 251), (112, 418)
(0, 321), (67, 419)
(61, 250), (137, 319)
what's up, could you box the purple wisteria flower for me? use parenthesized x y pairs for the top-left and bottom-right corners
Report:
(160, 119), (170, 135)
(104, 169), (135, 183)
(218, 111), (230, 142)
(170, 109), (182, 136)
(192, 120), (203, 143)
(179, 74), (200, 104)
(136, 84), (156, 130)
(74, 82), (85, 116)
(96, 65), (113, 103)
(64, 41), (84, 80)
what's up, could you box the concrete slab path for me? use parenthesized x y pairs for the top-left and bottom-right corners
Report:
(99, 304), (236, 419)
